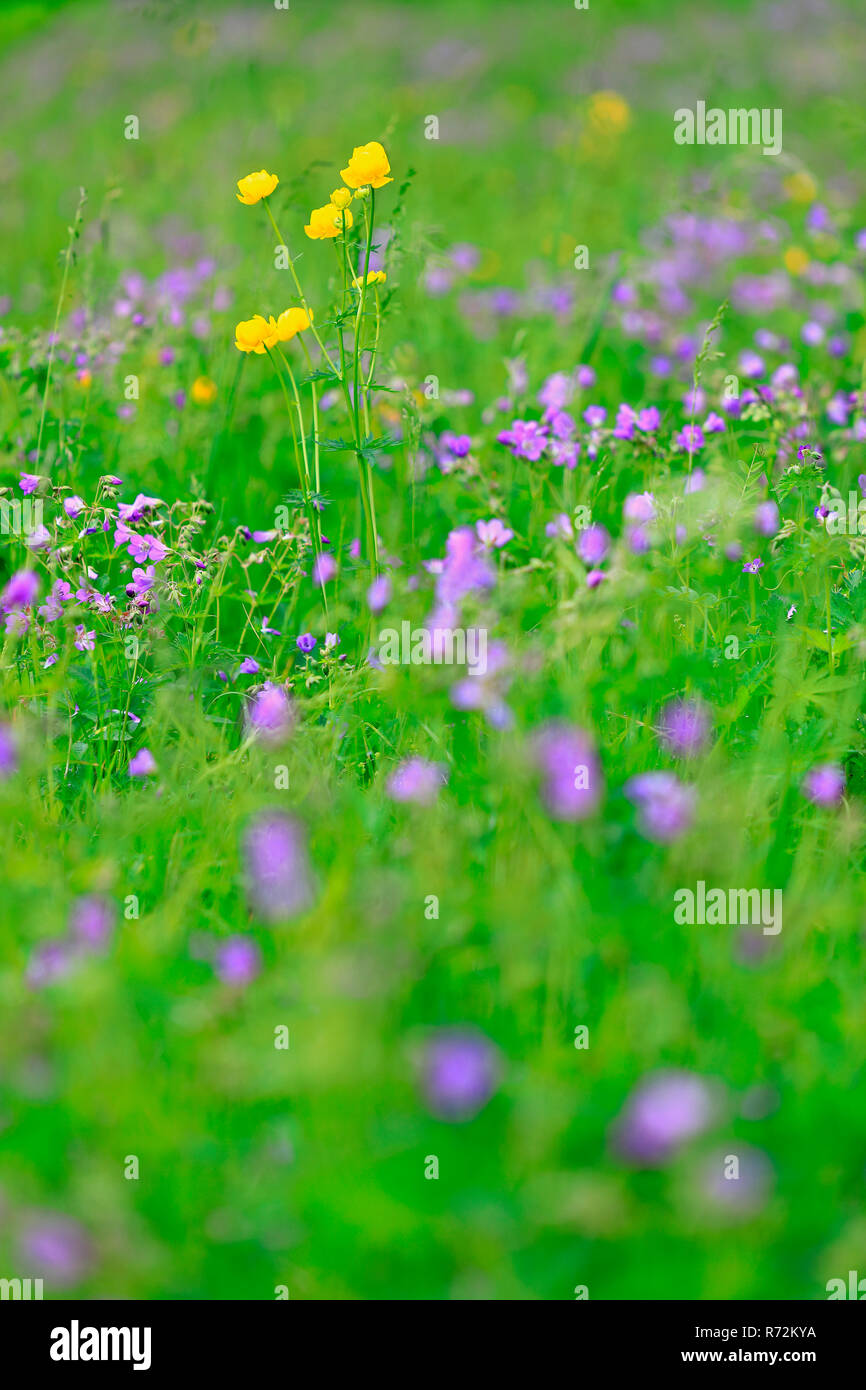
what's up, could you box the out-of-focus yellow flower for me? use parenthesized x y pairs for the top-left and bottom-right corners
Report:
(236, 169), (279, 205)
(330, 187), (353, 209)
(352, 270), (386, 289)
(587, 91), (631, 136)
(274, 307), (312, 341)
(784, 246), (810, 276)
(234, 314), (278, 353)
(191, 375), (217, 404)
(339, 141), (393, 190)
(783, 171), (817, 204)
(304, 203), (354, 239)
(75, 369), (92, 390)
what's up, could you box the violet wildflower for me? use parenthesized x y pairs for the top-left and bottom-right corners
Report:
(367, 575), (392, 612)
(613, 1071), (715, 1165)
(625, 771), (695, 841)
(214, 935), (262, 986)
(74, 625), (96, 653)
(296, 632), (317, 654)
(248, 683), (294, 743)
(497, 418), (549, 461)
(69, 895), (115, 952)
(436, 527), (494, 605)
(754, 500), (780, 536)
(623, 492), (656, 523)
(243, 811), (314, 922)
(18, 1215), (91, 1287)
(63, 495), (86, 519)
(476, 518), (514, 548)
(742, 557), (764, 574)
(420, 1028), (501, 1122)
(129, 748), (156, 777)
(386, 756), (448, 805)
(312, 552), (336, 586)
(577, 524), (610, 566)
(239, 656), (260, 675)
(583, 404), (607, 428)
(534, 723), (602, 821)
(2, 569), (39, 611)
(658, 698), (711, 758)
(803, 764), (845, 807)
(546, 513), (573, 540)
(586, 569), (606, 588)
(0, 724), (17, 777)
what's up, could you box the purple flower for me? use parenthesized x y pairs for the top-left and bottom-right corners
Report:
(239, 656), (260, 675)
(497, 418), (549, 461)
(623, 492), (656, 523)
(386, 756), (448, 805)
(69, 895), (115, 952)
(248, 683), (294, 743)
(583, 404), (607, 428)
(546, 513), (573, 540)
(534, 723), (602, 821)
(0, 724), (17, 777)
(73, 625), (96, 653)
(126, 565), (155, 598)
(613, 403), (636, 440)
(436, 527), (495, 605)
(658, 698), (711, 758)
(703, 412), (726, 434)
(129, 747), (156, 777)
(2, 569), (40, 612)
(18, 1214), (91, 1287)
(613, 1071), (715, 1165)
(312, 552), (336, 586)
(538, 371), (574, 411)
(803, 764), (845, 807)
(754, 500), (780, 536)
(637, 406), (660, 432)
(577, 524), (610, 566)
(475, 518), (514, 548)
(586, 568), (606, 588)
(243, 811), (314, 922)
(420, 1028), (501, 1122)
(214, 935), (262, 986)
(742, 557), (764, 574)
(576, 364), (596, 388)
(19, 473), (41, 495)
(625, 771), (695, 841)
(701, 1145), (773, 1216)
(367, 575), (392, 613)
(63, 495), (86, 519)
(296, 632), (317, 653)
(26, 938), (74, 989)
(673, 424), (705, 453)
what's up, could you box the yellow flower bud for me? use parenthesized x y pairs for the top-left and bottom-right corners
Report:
(340, 141), (393, 190)
(236, 169), (279, 205)
(330, 187), (352, 209)
(191, 375), (217, 404)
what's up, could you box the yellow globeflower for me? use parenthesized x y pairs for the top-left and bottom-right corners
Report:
(339, 141), (393, 190)
(587, 90), (631, 136)
(352, 270), (386, 289)
(234, 314), (278, 353)
(236, 169), (279, 205)
(304, 203), (354, 239)
(784, 246), (810, 276)
(191, 375), (217, 404)
(330, 187), (353, 209)
(275, 307), (312, 341)
(783, 171), (817, 204)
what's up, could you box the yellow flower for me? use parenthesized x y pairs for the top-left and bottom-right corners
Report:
(304, 203), (354, 239)
(234, 314), (278, 353)
(339, 141), (393, 190)
(191, 374), (217, 404)
(274, 307), (312, 341)
(587, 91), (631, 136)
(236, 169), (279, 205)
(75, 369), (92, 390)
(784, 246), (810, 276)
(330, 187), (353, 209)
(352, 270), (386, 289)
(783, 171), (817, 204)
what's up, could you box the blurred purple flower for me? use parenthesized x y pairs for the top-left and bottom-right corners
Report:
(625, 771), (695, 841)
(214, 936), (262, 986)
(386, 757), (448, 805)
(243, 812), (314, 922)
(614, 1071), (715, 1165)
(420, 1028), (501, 1122)
(803, 764), (844, 806)
(534, 723), (602, 821)
(658, 698), (711, 758)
